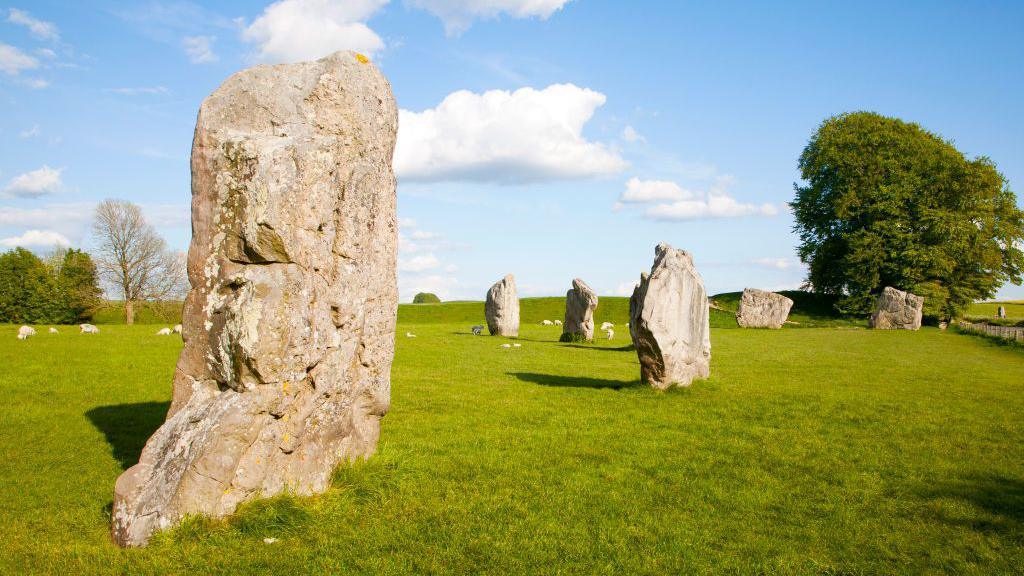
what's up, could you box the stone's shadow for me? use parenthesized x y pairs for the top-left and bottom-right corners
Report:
(509, 372), (638, 390)
(86, 402), (170, 470)
(560, 344), (635, 353)
(911, 474), (1024, 535)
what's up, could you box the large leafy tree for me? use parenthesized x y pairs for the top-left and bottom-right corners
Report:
(54, 248), (102, 323)
(791, 112), (1024, 319)
(0, 248), (61, 323)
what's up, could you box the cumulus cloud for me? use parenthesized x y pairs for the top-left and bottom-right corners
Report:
(398, 253), (440, 272)
(241, 0), (386, 64)
(4, 166), (63, 198)
(621, 125), (644, 143)
(752, 257), (803, 270)
(395, 84), (626, 184)
(0, 42), (38, 75)
(0, 229), (70, 248)
(183, 35), (217, 63)
(407, 0), (571, 35)
(615, 176), (779, 221)
(7, 8), (59, 42)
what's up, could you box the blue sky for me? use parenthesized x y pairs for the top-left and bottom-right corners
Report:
(1, 0), (1022, 301)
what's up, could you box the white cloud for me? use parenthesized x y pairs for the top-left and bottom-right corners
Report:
(398, 217), (417, 229)
(395, 84), (626, 184)
(0, 203), (93, 228)
(21, 77), (48, 89)
(35, 47), (56, 59)
(183, 35), (217, 64)
(7, 9), (59, 42)
(4, 166), (63, 198)
(619, 177), (692, 203)
(614, 281), (638, 296)
(19, 125), (39, 139)
(410, 229), (438, 240)
(753, 257), (802, 270)
(398, 253), (440, 272)
(0, 42), (38, 75)
(106, 86), (168, 95)
(617, 176), (780, 221)
(622, 125), (644, 143)
(408, 0), (571, 35)
(0, 229), (70, 248)
(241, 0), (386, 64)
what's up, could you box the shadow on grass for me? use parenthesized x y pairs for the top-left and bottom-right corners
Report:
(85, 401), (169, 470)
(559, 344), (635, 352)
(509, 371), (638, 390)
(912, 474), (1024, 535)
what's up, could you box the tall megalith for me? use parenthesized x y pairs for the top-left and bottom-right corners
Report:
(629, 244), (711, 389)
(560, 278), (598, 342)
(111, 51), (399, 547)
(485, 274), (519, 337)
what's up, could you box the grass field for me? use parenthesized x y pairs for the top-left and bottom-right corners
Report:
(2, 297), (1023, 574)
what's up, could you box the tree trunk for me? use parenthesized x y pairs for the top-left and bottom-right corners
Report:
(125, 299), (135, 325)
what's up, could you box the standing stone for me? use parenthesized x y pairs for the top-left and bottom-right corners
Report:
(111, 51), (398, 548)
(485, 274), (519, 337)
(629, 244), (711, 389)
(735, 288), (794, 329)
(997, 305), (1007, 319)
(868, 286), (923, 330)
(560, 278), (598, 342)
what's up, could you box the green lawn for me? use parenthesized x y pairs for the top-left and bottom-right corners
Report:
(967, 301), (1024, 323)
(2, 300), (1023, 574)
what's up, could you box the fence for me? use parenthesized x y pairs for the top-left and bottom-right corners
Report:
(957, 320), (1024, 343)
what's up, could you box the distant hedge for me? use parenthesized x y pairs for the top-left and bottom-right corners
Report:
(412, 292), (441, 304)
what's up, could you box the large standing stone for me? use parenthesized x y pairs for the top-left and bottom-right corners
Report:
(629, 244), (711, 389)
(485, 274), (519, 337)
(735, 288), (794, 329)
(560, 278), (598, 342)
(111, 51), (398, 548)
(997, 305), (1007, 319)
(868, 286), (923, 330)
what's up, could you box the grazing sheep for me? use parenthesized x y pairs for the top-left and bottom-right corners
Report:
(500, 343), (512, 349)
(471, 325), (484, 336)
(49, 327), (59, 334)
(540, 320), (554, 326)
(405, 332), (417, 338)
(600, 322), (614, 331)
(605, 328), (615, 340)
(513, 343), (522, 348)
(157, 327), (172, 336)
(173, 324), (182, 334)
(79, 324), (99, 334)
(553, 320), (562, 326)
(17, 326), (36, 340)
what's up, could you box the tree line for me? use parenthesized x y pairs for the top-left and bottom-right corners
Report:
(0, 199), (187, 325)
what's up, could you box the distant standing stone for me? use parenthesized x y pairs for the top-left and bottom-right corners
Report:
(561, 278), (598, 342)
(485, 274), (519, 337)
(997, 305), (1007, 319)
(735, 288), (794, 329)
(868, 287), (923, 330)
(629, 243), (711, 389)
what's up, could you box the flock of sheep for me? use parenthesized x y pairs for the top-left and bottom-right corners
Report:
(14, 323), (181, 340)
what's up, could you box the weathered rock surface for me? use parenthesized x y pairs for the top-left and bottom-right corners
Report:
(998, 305), (1007, 319)
(560, 278), (598, 341)
(868, 287), (923, 330)
(629, 243), (711, 389)
(735, 288), (794, 329)
(111, 51), (398, 548)
(485, 274), (519, 337)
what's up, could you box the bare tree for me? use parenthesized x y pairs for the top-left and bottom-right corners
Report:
(92, 199), (187, 324)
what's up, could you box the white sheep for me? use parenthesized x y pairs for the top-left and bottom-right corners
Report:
(156, 327), (172, 336)
(513, 343), (522, 348)
(80, 324), (99, 334)
(605, 328), (615, 340)
(553, 320), (562, 326)
(17, 326), (36, 340)
(405, 332), (417, 338)
(173, 324), (182, 334)
(500, 343), (512, 349)
(540, 320), (553, 326)
(49, 327), (59, 334)
(471, 325), (484, 336)
(600, 322), (614, 331)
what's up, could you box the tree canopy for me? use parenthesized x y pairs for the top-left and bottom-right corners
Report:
(791, 111), (1024, 319)
(413, 292), (441, 304)
(0, 247), (101, 324)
